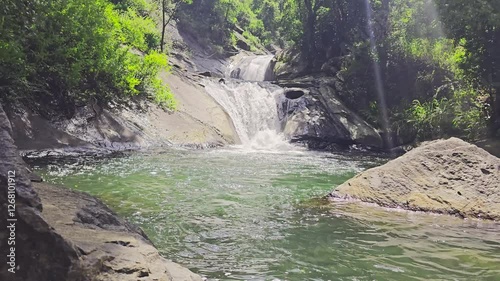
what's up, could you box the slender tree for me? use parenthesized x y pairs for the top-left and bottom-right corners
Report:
(157, 0), (192, 53)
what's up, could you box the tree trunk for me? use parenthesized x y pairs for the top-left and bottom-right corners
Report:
(303, 0), (317, 66)
(160, 0), (166, 52)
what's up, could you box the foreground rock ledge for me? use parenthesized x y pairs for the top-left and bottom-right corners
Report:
(329, 138), (500, 220)
(34, 182), (202, 281)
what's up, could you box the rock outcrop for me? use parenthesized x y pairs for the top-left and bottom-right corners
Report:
(278, 76), (383, 150)
(0, 104), (202, 280)
(33, 182), (202, 281)
(274, 48), (418, 151)
(329, 138), (500, 220)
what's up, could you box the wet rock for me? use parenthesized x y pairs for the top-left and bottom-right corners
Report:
(199, 71), (212, 77)
(234, 24), (245, 34)
(274, 49), (308, 79)
(236, 38), (251, 51)
(329, 138), (500, 220)
(284, 88), (307, 100)
(27, 169), (43, 182)
(280, 83), (383, 149)
(198, 71), (222, 78)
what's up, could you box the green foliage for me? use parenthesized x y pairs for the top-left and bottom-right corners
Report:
(331, 0), (492, 142)
(406, 84), (487, 141)
(177, 0), (231, 51)
(276, 0), (303, 46)
(177, 0), (284, 52)
(407, 98), (454, 140)
(116, 8), (161, 51)
(0, 0), (175, 118)
(386, 0), (493, 140)
(112, 0), (151, 14)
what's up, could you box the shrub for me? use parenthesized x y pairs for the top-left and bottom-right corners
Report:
(0, 0), (175, 118)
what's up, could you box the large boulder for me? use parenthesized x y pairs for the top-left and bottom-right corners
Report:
(278, 78), (383, 150)
(329, 138), (500, 220)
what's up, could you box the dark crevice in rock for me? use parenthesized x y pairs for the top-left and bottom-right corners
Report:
(284, 89), (306, 100)
(481, 168), (492, 175)
(106, 241), (134, 247)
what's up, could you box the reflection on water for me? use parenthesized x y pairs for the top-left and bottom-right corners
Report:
(33, 148), (500, 281)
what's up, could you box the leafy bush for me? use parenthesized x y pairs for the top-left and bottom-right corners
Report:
(0, 0), (175, 118)
(406, 84), (488, 141)
(117, 8), (161, 51)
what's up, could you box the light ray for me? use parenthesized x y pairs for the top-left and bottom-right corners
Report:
(364, 0), (393, 149)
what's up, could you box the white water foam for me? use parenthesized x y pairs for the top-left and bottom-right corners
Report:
(226, 55), (275, 81)
(204, 79), (298, 152)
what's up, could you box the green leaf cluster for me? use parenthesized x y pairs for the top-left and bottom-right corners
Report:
(0, 0), (175, 118)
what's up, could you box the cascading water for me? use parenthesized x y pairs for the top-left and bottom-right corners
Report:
(227, 55), (275, 81)
(204, 55), (297, 151)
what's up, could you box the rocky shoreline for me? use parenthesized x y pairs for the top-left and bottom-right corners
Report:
(0, 104), (202, 281)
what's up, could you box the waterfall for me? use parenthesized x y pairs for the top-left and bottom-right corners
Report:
(204, 55), (297, 151)
(227, 55), (275, 81)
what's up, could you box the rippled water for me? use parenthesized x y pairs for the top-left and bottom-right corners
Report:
(34, 148), (500, 281)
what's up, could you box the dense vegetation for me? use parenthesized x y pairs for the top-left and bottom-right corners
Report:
(1, 0), (498, 143)
(269, 0), (499, 142)
(0, 0), (175, 119)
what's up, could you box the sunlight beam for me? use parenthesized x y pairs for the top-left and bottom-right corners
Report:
(364, 0), (393, 149)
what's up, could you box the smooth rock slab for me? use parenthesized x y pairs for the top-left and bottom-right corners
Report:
(329, 138), (500, 220)
(34, 182), (203, 281)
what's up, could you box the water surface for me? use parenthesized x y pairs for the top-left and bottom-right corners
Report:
(34, 148), (500, 281)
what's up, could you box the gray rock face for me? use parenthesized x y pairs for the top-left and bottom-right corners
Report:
(6, 71), (239, 155)
(0, 104), (85, 281)
(329, 138), (500, 220)
(273, 49), (309, 79)
(278, 77), (383, 150)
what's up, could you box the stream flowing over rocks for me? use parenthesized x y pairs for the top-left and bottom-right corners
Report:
(329, 137), (500, 220)
(207, 54), (385, 152)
